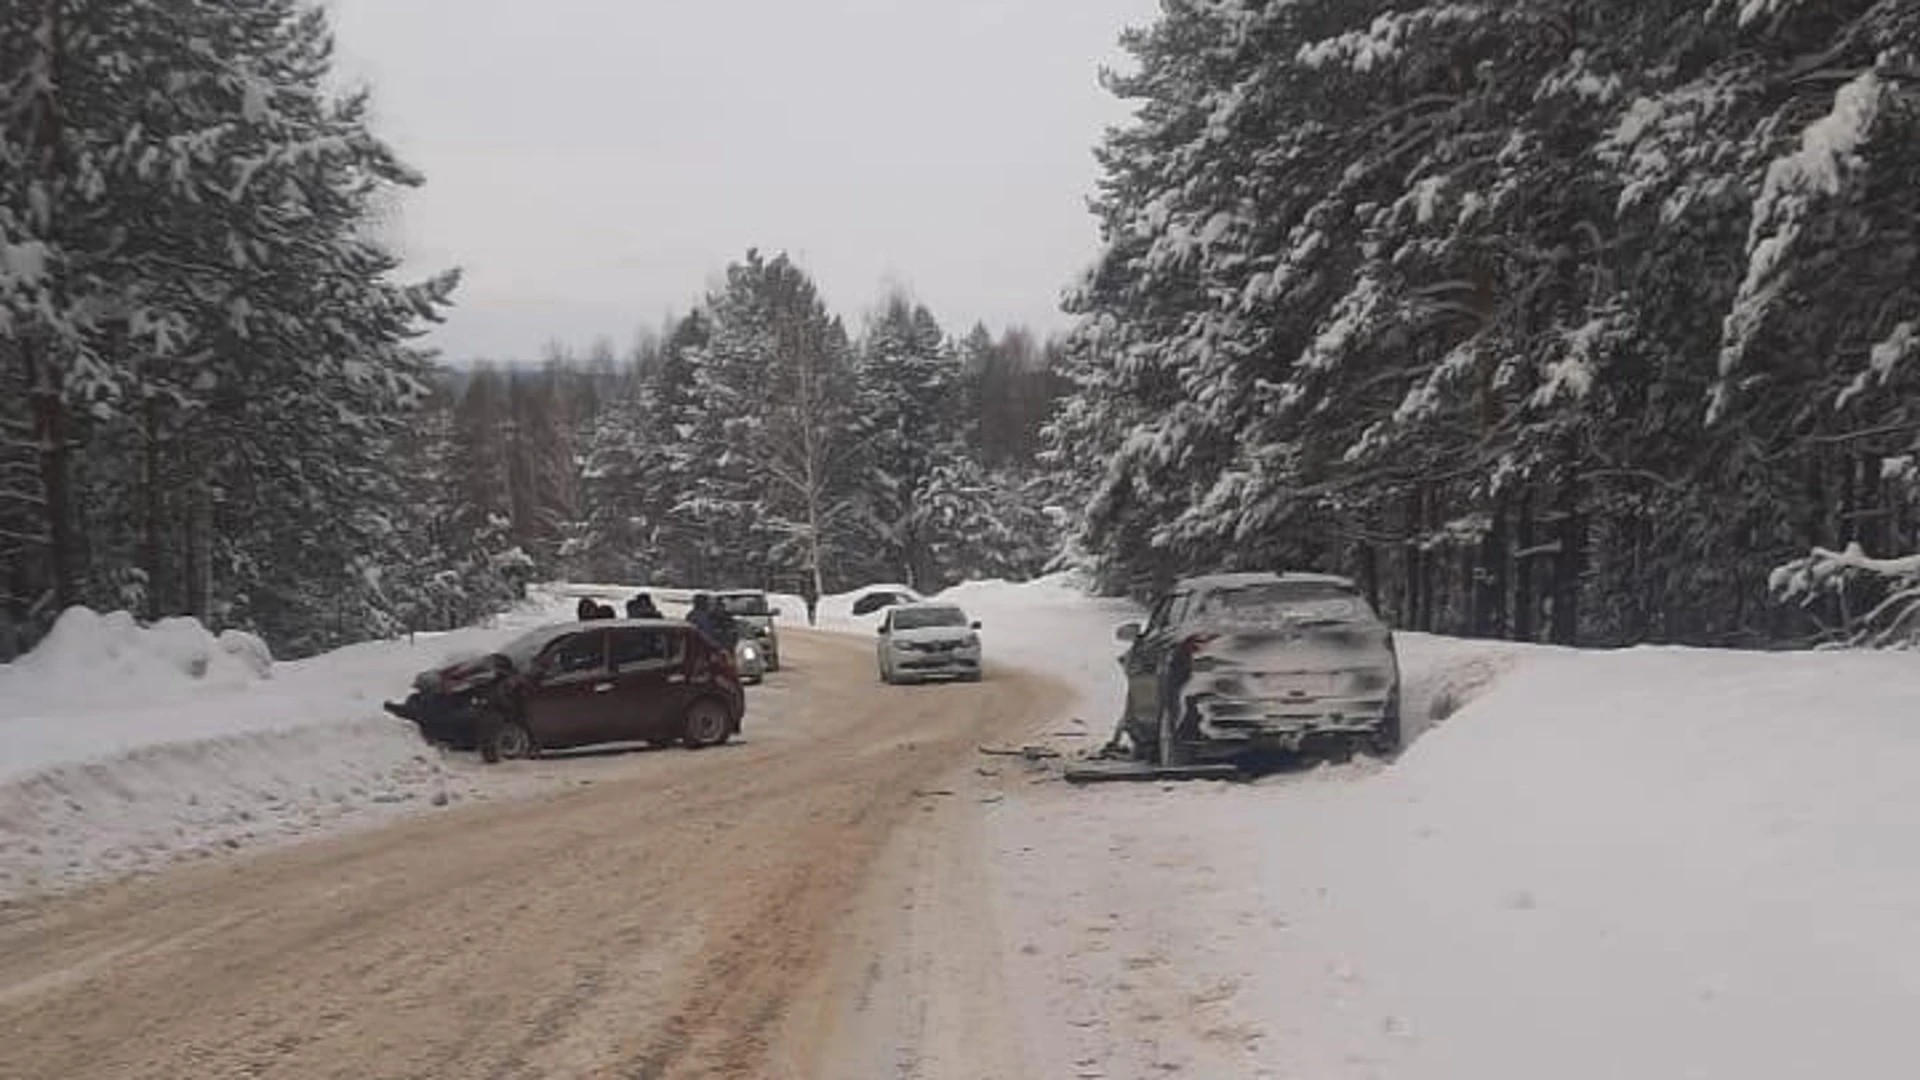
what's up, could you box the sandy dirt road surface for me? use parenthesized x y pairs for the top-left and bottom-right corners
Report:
(0, 631), (1070, 1080)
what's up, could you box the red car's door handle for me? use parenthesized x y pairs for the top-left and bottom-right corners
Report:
(593, 682), (614, 693)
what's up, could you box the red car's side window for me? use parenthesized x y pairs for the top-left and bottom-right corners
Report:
(547, 632), (607, 676)
(610, 629), (668, 668)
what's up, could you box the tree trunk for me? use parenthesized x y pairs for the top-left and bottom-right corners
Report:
(1803, 446), (1826, 550)
(142, 396), (164, 620)
(1476, 495), (1508, 639)
(24, 0), (74, 614)
(1633, 509), (1653, 642)
(1357, 536), (1381, 615)
(28, 372), (74, 613)
(1514, 488), (1536, 643)
(1402, 488), (1424, 632)
(1839, 450), (1858, 546)
(1418, 493), (1436, 633)
(1551, 466), (1582, 646)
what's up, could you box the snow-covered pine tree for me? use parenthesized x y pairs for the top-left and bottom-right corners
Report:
(646, 310), (716, 585)
(677, 252), (856, 594)
(1054, 0), (1920, 647)
(676, 258), (782, 587)
(851, 294), (960, 589)
(1, 0), (458, 654)
(576, 358), (661, 583)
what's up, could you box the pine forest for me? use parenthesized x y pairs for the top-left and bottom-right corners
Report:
(6, 0), (1920, 657)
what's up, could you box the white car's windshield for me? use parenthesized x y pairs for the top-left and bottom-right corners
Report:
(719, 594), (769, 616)
(892, 607), (968, 631)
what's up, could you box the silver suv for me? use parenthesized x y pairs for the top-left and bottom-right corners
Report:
(1114, 573), (1401, 764)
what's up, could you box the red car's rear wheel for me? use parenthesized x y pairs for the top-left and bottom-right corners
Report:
(681, 698), (731, 749)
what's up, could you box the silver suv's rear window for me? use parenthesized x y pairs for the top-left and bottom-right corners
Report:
(1198, 582), (1368, 622)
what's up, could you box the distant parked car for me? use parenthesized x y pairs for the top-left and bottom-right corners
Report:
(851, 586), (923, 617)
(1113, 572), (1400, 764)
(385, 619), (745, 762)
(716, 589), (782, 671)
(877, 602), (982, 684)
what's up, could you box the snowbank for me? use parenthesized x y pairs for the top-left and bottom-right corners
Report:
(816, 582), (926, 632)
(0, 608), (272, 719)
(0, 588), (588, 901)
(926, 574), (1920, 1079)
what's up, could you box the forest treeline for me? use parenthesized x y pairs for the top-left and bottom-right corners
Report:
(8, 0), (1920, 657)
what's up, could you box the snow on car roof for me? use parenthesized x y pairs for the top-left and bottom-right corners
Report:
(1176, 571), (1358, 591)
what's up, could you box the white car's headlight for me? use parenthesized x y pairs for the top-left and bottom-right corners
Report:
(739, 643), (760, 663)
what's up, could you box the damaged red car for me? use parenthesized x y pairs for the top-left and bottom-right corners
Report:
(385, 620), (745, 762)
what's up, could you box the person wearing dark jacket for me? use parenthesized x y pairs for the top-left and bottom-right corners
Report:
(688, 594), (740, 648)
(687, 594), (723, 644)
(625, 592), (662, 619)
(710, 603), (740, 650)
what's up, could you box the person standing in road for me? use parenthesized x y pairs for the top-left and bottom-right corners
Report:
(626, 591), (662, 619)
(687, 594), (723, 645)
(708, 597), (741, 650)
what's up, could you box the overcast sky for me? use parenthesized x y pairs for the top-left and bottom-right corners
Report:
(325, 0), (1159, 362)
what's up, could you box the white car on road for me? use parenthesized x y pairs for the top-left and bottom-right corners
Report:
(876, 603), (983, 684)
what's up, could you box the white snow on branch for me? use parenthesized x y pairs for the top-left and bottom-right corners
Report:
(1531, 314), (1622, 409)
(1296, 5), (1489, 73)
(1718, 72), (1885, 395)
(1299, 276), (1384, 375)
(1837, 321), (1917, 409)
(1774, 541), (1920, 647)
(1732, 0), (1799, 27)
(1753, 72), (1883, 228)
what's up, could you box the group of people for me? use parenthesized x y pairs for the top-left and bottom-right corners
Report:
(573, 594), (660, 621)
(572, 591), (739, 649)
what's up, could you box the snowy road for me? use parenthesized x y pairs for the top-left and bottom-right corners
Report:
(0, 631), (1070, 1080)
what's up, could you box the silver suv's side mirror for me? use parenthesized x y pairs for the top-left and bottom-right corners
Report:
(1114, 622), (1141, 642)
(771, 607), (783, 617)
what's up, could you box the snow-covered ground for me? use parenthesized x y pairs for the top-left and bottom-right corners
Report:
(820, 574), (1920, 1079)
(10, 571), (1919, 1077)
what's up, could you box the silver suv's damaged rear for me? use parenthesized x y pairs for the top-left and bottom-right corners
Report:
(1116, 573), (1401, 765)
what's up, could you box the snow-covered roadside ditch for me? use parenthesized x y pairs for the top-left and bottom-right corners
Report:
(833, 575), (1920, 1079)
